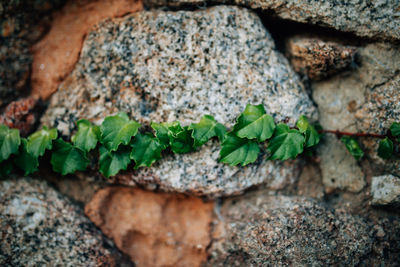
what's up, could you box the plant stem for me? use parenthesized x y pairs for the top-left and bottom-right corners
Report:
(319, 129), (387, 139)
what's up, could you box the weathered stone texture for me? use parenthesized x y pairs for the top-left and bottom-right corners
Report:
(0, 177), (133, 266)
(85, 186), (214, 267)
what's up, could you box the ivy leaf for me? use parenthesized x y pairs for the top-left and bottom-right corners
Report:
(267, 124), (305, 160)
(296, 115), (320, 147)
(219, 133), (260, 166)
(100, 113), (140, 151)
(340, 136), (364, 160)
(188, 115), (227, 147)
(27, 126), (58, 158)
(0, 124), (21, 163)
(130, 133), (162, 168)
(377, 137), (393, 159)
(0, 158), (13, 178)
(99, 145), (131, 178)
(71, 119), (100, 152)
(168, 124), (194, 154)
(151, 122), (174, 149)
(51, 139), (89, 175)
(233, 104), (275, 142)
(14, 138), (38, 175)
(390, 122), (400, 139)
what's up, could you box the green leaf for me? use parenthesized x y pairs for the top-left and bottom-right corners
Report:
(27, 126), (58, 158)
(377, 137), (393, 159)
(233, 104), (275, 142)
(219, 133), (260, 166)
(51, 139), (89, 175)
(168, 125), (194, 154)
(130, 133), (162, 168)
(296, 115), (320, 147)
(0, 124), (21, 163)
(151, 122), (174, 149)
(14, 138), (39, 175)
(390, 122), (400, 137)
(100, 113), (140, 151)
(340, 136), (364, 160)
(188, 115), (227, 147)
(267, 124), (305, 160)
(99, 145), (131, 178)
(0, 158), (13, 178)
(71, 119), (100, 152)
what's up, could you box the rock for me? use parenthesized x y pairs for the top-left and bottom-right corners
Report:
(208, 194), (400, 266)
(285, 35), (357, 80)
(85, 186), (214, 267)
(371, 174), (400, 207)
(0, 0), (64, 107)
(31, 0), (143, 100)
(41, 6), (317, 197)
(313, 43), (400, 176)
(0, 177), (133, 266)
(296, 163), (324, 199)
(318, 135), (365, 193)
(0, 96), (41, 136)
(144, 0), (400, 41)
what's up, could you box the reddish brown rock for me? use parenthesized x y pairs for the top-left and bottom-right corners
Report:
(85, 187), (214, 267)
(0, 96), (40, 136)
(31, 0), (143, 100)
(286, 35), (357, 80)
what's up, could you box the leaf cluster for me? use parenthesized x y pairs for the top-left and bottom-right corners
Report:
(1, 104), (398, 178)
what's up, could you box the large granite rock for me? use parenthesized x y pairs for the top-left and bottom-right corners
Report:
(85, 186), (214, 267)
(208, 194), (400, 266)
(144, 0), (400, 41)
(42, 6), (317, 197)
(0, 177), (132, 266)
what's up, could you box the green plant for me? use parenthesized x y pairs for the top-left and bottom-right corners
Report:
(0, 104), (399, 178)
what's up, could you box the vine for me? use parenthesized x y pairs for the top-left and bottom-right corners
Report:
(0, 104), (399, 178)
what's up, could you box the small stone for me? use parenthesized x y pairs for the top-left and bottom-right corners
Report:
(0, 177), (133, 266)
(285, 35), (357, 80)
(371, 174), (400, 207)
(0, 96), (40, 136)
(318, 135), (365, 193)
(41, 6), (317, 197)
(85, 186), (214, 267)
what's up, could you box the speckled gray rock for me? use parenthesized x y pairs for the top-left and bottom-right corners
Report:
(144, 0), (400, 41)
(0, 177), (133, 267)
(371, 174), (400, 207)
(208, 194), (400, 266)
(318, 135), (365, 193)
(41, 6), (317, 197)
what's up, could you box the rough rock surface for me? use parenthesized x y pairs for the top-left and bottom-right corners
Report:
(85, 186), (214, 267)
(371, 174), (400, 207)
(208, 194), (400, 266)
(144, 0), (400, 41)
(31, 0), (143, 100)
(285, 35), (357, 80)
(0, 0), (64, 107)
(313, 43), (400, 178)
(318, 135), (365, 193)
(0, 177), (133, 266)
(42, 6), (317, 197)
(0, 96), (40, 136)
